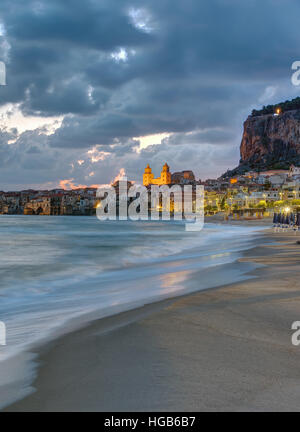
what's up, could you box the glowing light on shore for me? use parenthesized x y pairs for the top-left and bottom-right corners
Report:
(275, 107), (281, 116)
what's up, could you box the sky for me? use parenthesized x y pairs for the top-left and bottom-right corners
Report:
(0, 0), (300, 190)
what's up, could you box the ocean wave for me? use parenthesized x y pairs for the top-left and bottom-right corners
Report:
(0, 217), (265, 408)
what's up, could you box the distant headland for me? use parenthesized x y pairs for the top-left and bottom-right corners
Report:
(224, 97), (300, 177)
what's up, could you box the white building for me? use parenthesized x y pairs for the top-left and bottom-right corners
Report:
(289, 165), (300, 177)
(268, 174), (286, 187)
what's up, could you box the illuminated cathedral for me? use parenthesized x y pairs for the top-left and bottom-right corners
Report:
(143, 163), (172, 186)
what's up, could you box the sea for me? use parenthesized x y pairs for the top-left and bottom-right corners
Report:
(0, 215), (266, 408)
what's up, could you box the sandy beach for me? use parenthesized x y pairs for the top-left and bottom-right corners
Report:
(4, 227), (300, 412)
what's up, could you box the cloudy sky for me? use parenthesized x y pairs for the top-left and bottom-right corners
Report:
(0, 0), (300, 190)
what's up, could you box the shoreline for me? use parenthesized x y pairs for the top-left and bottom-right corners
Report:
(4, 225), (300, 411)
(0, 219), (264, 410)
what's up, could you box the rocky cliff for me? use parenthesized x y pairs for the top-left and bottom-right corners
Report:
(224, 109), (300, 176)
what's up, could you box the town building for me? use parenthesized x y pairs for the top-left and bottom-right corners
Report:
(24, 197), (51, 215)
(289, 164), (300, 178)
(171, 170), (195, 185)
(143, 163), (172, 186)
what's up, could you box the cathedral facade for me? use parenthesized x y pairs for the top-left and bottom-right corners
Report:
(143, 163), (172, 186)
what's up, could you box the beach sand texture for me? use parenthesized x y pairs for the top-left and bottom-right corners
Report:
(5, 230), (300, 412)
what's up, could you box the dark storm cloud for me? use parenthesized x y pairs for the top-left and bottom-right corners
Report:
(0, 0), (154, 113)
(162, 129), (237, 146)
(1, 0), (298, 117)
(5, 0), (152, 50)
(0, 0), (300, 188)
(0, 128), (85, 189)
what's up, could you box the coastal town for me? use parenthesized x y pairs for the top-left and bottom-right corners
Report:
(1, 162), (300, 217)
